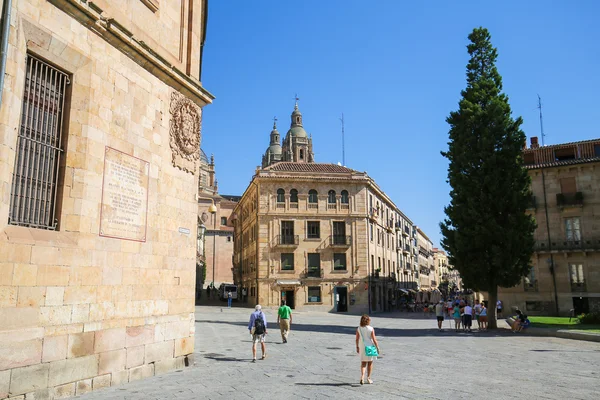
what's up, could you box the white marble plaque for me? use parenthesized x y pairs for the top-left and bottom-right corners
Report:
(100, 147), (150, 241)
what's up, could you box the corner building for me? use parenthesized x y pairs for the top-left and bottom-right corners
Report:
(233, 104), (418, 312)
(498, 137), (600, 316)
(0, 1), (212, 398)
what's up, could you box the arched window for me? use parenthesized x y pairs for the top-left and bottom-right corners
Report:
(328, 190), (336, 204)
(308, 189), (318, 203)
(290, 189), (298, 203)
(341, 190), (349, 204)
(277, 188), (285, 203)
(299, 149), (304, 160)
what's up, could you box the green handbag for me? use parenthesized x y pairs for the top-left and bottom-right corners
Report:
(359, 327), (379, 357)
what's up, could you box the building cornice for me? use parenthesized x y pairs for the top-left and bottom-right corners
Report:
(48, 0), (215, 107)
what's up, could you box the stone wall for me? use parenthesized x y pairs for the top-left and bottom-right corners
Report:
(498, 162), (600, 316)
(0, 1), (211, 398)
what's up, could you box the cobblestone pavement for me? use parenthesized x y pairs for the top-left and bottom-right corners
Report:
(82, 305), (600, 400)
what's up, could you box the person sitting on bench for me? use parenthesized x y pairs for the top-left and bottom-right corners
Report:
(512, 310), (528, 333)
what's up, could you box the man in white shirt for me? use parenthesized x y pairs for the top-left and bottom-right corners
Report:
(463, 303), (473, 332)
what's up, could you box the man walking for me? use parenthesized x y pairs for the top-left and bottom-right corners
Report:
(277, 300), (292, 343)
(248, 305), (267, 362)
(435, 300), (445, 331)
(227, 291), (232, 308)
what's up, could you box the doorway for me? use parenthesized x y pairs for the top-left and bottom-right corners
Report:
(572, 297), (589, 315)
(336, 286), (348, 312)
(282, 290), (295, 309)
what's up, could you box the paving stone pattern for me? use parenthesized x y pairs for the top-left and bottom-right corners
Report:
(80, 306), (600, 400)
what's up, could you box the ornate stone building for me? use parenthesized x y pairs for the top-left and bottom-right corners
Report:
(498, 137), (600, 316)
(233, 104), (420, 312)
(262, 101), (314, 168)
(195, 150), (239, 300)
(0, 1), (212, 398)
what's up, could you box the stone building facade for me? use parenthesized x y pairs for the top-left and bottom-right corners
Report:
(233, 104), (421, 313)
(433, 248), (462, 295)
(194, 150), (238, 301)
(416, 228), (435, 290)
(0, 1), (212, 398)
(498, 137), (600, 316)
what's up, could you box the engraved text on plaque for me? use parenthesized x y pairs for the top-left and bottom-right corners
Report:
(100, 147), (150, 241)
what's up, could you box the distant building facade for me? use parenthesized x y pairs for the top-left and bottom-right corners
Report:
(433, 248), (462, 295)
(498, 137), (600, 316)
(416, 228), (435, 290)
(233, 104), (423, 312)
(195, 150), (239, 300)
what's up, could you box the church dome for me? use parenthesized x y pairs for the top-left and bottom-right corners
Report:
(268, 143), (282, 155)
(200, 148), (209, 164)
(288, 102), (307, 137)
(287, 126), (307, 138)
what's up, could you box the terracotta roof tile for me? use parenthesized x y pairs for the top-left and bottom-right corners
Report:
(264, 162), (356, 174)
(525, 157), (600, 170)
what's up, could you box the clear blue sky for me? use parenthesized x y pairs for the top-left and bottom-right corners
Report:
(200, 0), (600, 248)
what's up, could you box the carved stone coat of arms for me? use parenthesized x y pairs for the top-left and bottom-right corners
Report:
(169, 91), (201, 174)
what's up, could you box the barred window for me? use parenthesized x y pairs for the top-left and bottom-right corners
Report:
(9, 55), (70, 230)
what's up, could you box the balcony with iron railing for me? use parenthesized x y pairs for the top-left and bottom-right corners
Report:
(305, 267), (322, 278)
(329, 235), (351, 247)
(398, 281), (418, 290)
(403, 244), (410, 254)
(403, 226), (410, 236)
(534, 238), (600, 253)
(556, 192), (583, 209)
(275, 234), (299, 247)
(571, 281), (587, 292)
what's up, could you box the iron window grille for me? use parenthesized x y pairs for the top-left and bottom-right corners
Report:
(9, 55), (70, 230)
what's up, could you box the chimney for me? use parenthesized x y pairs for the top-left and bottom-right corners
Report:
(530, 136), (539, 149)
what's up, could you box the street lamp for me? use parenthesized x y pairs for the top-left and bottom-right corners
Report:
(208, 200), (217, 290)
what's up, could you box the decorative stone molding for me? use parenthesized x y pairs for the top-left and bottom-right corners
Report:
(140, 0), (159, 13)
(170, 91), (201, 174)
(48, 0), (214, 106)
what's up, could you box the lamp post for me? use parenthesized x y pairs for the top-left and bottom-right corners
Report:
(208, 200), (217, 290)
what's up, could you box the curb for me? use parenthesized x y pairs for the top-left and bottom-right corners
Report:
(505, 317), (600, 343)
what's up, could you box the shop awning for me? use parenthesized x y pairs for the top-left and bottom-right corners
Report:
(277, 280), (301, 286)
(408, 289), (417, 294)
(398, 289), (409, 294)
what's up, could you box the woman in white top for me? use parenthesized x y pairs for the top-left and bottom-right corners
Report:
(479, 303), (488, 330)
(355, 314), (380, 385)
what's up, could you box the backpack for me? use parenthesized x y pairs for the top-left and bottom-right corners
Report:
(254, 312), (265, 335)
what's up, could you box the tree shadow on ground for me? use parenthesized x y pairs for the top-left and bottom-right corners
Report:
(195, 319), (513, 338)
(295, 383), (360, 387)
(530, 349), (600, 353)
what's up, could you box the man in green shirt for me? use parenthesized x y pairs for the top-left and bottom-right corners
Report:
(277, 300), (293, 343)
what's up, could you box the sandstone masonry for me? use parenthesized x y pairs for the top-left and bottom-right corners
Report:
(0, 0), (212, 398)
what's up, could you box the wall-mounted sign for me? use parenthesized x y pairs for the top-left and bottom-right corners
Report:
(100, 147), (149, 242)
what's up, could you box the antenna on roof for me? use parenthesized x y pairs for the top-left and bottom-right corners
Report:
(339, 113), (345, 166)
(537, 95), (546, 146)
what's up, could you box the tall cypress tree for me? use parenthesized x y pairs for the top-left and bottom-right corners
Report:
(440, 27), (536, 329)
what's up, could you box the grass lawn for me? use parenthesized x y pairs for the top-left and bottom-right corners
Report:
(526, 316), (600, 332)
